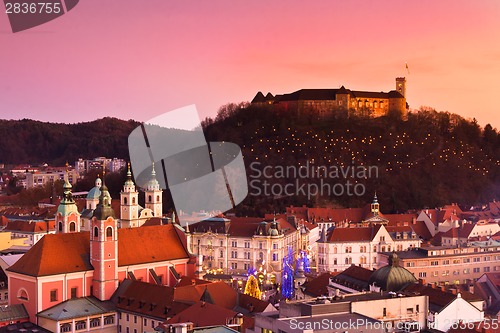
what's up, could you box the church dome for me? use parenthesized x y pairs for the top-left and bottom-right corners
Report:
(57, 180), (79, 216)
(86, 177), (102, 200)
(368, 252), (416, 292)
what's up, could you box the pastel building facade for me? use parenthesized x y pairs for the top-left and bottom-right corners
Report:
(6, 178), (194, 327)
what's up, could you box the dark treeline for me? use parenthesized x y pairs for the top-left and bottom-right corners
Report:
(1, 105), (499, 215)
(0, 117), (139, 165)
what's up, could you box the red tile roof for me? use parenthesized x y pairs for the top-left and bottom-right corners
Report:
(3, 219), (55, 233)
(111, 279), (190, 319)
(327, 225), (381, 242)
(164, 301), (250, 329)
(8, 224), (191, 277)
(173, 281), (237, 310)
(410, 220), (433, 240)
(303, 272), (339, 297)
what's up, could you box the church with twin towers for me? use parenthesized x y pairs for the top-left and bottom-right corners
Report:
(56, 163), (164, 234)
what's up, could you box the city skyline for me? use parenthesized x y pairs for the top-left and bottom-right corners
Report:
(0, 0), (499, 128)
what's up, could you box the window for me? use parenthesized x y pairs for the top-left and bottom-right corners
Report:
(485, 267), (491, 272)
(383, 307), (387, 317)
(50, 289), (58, 302)
(126, 314), (129, 322)
(273, 243), (278, 250)
(220, 250), (223, 258)
(259, 242), (263, 249)
(132, 197), (136, 204)
(419, 272), (427, 278)
(152, 321), (155, 328)
(123, 197), (128, 205)
(58, 222), (63, 232)
(75, 321), (86, 330)
(134, 316), (137, 324)
(232, 241), (238, 247)
(231, 262), (237, 269)
(94, 227), (99, 237)
(90, 318), (100, 328)
(148, 195), (152, 202)
(245, 242), (251, 248)
(18, 289), (28, 301)
(272, 253), (278, 261)
(431, 261), (439, 266)
(244, 252), (251, 259)
(380, 236), (385, 242)
(104, 316), (114, 325)
(473, 268), (480, 273)
(144, 319), (147, 326)
(443, 260), (450, 265)
(61, 324), (71, 332)
(106, 226), (113, 239)
(156, 195), (160, 201)
(71, 287), (77, 299)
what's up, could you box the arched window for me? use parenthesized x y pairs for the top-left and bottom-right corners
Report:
(374, 101), (378, 108)
(58, 222), (63, 232)
(123, 197), (128, 205)
(358, 100), (362, 108)
(106, 226), (113, 239)
(333, 247), (337, 254)
(69, 222), (76, 232)
(156, 195), (160, 202)
(17, 289), (29, 301)
(132, 197), (136, 204)
(148, 195), (152, 203)
(94, 227), (99, 238)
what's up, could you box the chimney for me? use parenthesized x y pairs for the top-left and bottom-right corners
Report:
(412, 217), (417, 225)
(451, 288), (457, 295)
(441, 286), (446, 292)
(468, 284), (474, 294)
(418, 278), (426, 285)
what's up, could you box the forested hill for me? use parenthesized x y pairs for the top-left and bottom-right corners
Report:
(202, 104), (500, 214)
(0, 117), (139, 165)
(1, 105), (499, 214)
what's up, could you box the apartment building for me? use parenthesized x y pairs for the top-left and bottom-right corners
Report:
(379, 240), (500, 285)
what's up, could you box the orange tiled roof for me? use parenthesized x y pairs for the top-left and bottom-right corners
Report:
(327, 225), (382, 242)
(111, 279), (190, 319)
(303, 272), (339, 297)
(164, 301), (240, 327)
(8, 224), (191, 277)
(173, 281), (237, 310)
(3, 219), (55, 233)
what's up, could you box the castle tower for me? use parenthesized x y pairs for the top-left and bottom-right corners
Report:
(90, 180), (118, 301)
(145, 163), (162, 217)
(120, 163), (139, 228)
(56, 179), (81, 233)
(371, 193), (380, 216)
(396, 77), (406, 97)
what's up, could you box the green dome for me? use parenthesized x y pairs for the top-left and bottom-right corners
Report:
(57, 180), (80, 216)
(92, 184), (115, 220)
(86, 177), (102, 200)
(368, 253), (417, 292)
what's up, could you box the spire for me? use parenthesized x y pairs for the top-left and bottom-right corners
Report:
(57, 178), (79, 216)
(146, 162), (160, 191)
(93, 174), (115, 220)
(371, 191), (380, 216)
(124, 162), (135, 188)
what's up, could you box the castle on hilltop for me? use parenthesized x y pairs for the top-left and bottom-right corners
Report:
(251, 77), (408, 119)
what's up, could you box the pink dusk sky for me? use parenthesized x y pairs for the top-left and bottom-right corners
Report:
(1, 0), (499, 128)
